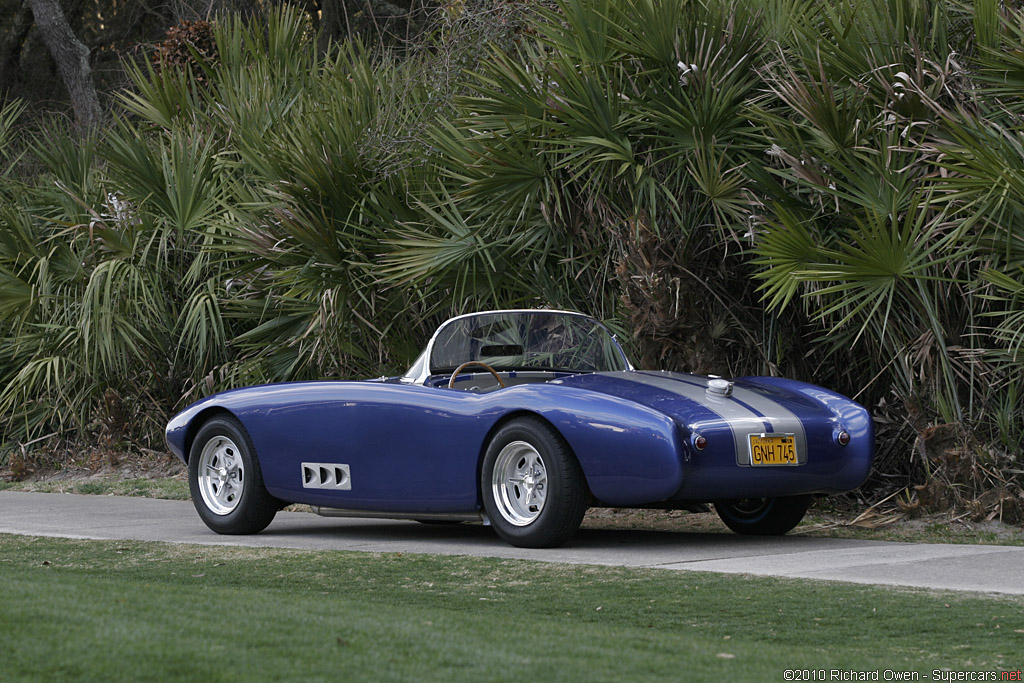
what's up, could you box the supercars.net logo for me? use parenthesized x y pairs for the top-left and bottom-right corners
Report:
(783, 670), (1023, 681)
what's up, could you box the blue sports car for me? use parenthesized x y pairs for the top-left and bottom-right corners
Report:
(166, 310), (873, 547)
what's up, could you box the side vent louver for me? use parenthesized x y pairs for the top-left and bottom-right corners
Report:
(301, 462), (351, 490)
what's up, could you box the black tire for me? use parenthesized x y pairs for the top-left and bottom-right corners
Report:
(714, 495), (811, 535)
(187, 416), (278, 535)
(481, 417), (588, 548)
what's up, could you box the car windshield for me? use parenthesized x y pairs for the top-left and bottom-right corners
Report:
(424, 311), (629, 375)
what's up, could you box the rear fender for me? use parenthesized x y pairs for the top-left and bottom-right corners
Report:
(489, 387), (687, 506)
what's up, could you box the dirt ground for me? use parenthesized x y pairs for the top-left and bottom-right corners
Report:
(2, 451), (187, 483)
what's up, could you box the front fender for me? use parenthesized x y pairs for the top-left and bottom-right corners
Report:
(164, 384), (286, 462)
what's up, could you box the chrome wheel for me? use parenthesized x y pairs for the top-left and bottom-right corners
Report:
(491, 440), (548, 526)
(196, 435), (245, 516)
(481, 418), (588, 547)
(188, 417), (278, 534)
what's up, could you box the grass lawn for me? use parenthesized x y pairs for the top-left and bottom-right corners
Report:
(1, 534), (1021, 682)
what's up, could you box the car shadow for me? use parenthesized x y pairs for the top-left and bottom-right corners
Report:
(257, 515), (876, 554)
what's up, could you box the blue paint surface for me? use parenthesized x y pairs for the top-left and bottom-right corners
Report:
(167, 369), (873, 512)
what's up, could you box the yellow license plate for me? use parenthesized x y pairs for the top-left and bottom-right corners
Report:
(748, 433), (798, 466)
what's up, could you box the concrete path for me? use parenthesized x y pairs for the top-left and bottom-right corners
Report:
(2, 490), (1022, 595)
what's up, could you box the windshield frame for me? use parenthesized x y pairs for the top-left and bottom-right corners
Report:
(400, 309), (632, 385)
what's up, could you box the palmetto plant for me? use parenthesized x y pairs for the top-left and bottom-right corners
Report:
(0, 118), (238, 451)
(746, 0), (1024, 492)
(386, 0), (774, 371)
(394, 0), (1023, 500)
(0, 7), (442, 455)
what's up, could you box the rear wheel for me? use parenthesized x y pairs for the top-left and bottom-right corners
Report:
(714, 495), (811, 535)
(481, 417), (588, 548)
(188, 416), (278, 535)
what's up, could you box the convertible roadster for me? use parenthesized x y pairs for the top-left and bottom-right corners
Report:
(166, 309), (873, 547)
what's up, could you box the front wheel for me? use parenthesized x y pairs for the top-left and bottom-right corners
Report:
(188, 416), (278, 535)
(714, 495), (811, 535)
(481, 417), (588, 548)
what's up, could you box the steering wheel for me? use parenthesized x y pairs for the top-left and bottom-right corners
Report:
(448, 361), (507, 390)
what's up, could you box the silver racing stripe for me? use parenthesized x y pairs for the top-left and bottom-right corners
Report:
(614, 371), (807, 465)
(612, 371), (761, 463)
(730, 384), (807, 464)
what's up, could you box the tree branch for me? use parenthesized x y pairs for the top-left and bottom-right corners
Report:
(28, 0), (102, 131)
